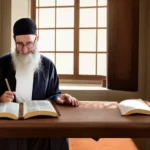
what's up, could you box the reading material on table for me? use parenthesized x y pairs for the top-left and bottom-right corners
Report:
(117, 99), (150, 115)
(0, 100), (59, 120)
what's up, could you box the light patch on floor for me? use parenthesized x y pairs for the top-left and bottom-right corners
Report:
(69, 138), (138, 150)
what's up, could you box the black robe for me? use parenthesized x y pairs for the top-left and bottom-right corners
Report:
(0, 53), (69, 150)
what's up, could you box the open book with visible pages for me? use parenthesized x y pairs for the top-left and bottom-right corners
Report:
(0, 100), (59, 120)
(117, 99), (150, 115)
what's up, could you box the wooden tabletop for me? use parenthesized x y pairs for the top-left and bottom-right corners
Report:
(0, 101), (150, 138)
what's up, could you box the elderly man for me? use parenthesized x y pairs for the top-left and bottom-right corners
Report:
(0, 18), (79, 150)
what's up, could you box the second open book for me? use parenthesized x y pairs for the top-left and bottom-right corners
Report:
(117, 99), (150, 115)
(0, 100), (59, 120)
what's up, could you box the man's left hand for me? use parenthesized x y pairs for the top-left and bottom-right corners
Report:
(56, 93), (79, 107)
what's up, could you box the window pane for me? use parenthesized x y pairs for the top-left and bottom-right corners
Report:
(38, 30), (55, 51)
(98, 29), (107, 51)
(36, 9), (39, 28)
(56, 53), (73, 74)
(80, 0), (96, 7)
(79, 54), (96, 75)
(56, 30), (74, 51)
(39, 8), (55, 28)
(98, 8), (107, 27)
(97, 54), (107, 76)
(80, 29), (96, 51)
(57, 0), (74, 6)
(80, 9), (96, 27)
(39, 0), (55, 6)
(41, 53), (55, 64)
(98, 0), (107, 6)
(56, 8), (74, 27)
(36, 0), (39, 7)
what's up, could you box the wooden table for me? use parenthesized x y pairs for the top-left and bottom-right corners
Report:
(0, 101), (150, 138)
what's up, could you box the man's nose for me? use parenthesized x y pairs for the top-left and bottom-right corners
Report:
(22, 45), (28, 53)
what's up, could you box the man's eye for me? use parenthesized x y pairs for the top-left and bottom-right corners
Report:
(17, 43), (23, 46)
(26, 42), (33, 46)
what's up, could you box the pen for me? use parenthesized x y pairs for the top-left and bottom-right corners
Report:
(5, 78), (11, 91)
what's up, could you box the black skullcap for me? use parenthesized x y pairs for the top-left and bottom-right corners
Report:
(13, 18), (37, 36)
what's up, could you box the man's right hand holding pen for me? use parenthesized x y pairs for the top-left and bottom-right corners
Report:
(0, 78), (16, 102)
(0, 91), (15, 102)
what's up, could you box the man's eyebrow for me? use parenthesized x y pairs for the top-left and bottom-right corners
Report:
(16, 40), (34, 43)
(26, 40), (34, 43)
(16, 41), (23, 44)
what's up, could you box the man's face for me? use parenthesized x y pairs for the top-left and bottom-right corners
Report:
(12, 34), (41, 71)
(15, 34), (38, 56)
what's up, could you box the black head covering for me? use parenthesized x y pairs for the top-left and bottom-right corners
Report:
(13, 18), (37, 36)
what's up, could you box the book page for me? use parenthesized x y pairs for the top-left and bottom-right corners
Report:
(23, 100), (57, 116)
(0, 102), (19, 117)
(118, 99), (150, 115)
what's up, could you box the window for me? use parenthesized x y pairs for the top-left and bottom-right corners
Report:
(31, 0), (107, 84)
(31, 0), (139, 91)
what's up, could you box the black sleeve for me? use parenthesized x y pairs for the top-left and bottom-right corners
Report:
(46, 61), (62, 102)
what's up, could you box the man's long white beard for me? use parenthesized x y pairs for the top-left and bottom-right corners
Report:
(11, 48), (41, 72)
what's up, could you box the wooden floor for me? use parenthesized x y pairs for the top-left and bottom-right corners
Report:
(69, 138), (138, 150)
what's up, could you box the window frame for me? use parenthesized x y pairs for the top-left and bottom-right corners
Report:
(31, 0), (107, 84)
(31, 0), (139, 91)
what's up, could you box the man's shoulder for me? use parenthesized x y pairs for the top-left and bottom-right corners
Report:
(40, 55), (57, 72)
(0, 53), (12, 63)
(41, 54), (54, 66)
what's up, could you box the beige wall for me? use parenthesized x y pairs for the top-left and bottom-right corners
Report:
(0, 0), (149, 101)
(0, 0), (11, 55)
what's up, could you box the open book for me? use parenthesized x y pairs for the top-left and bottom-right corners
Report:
(0, 100), (59, 120)
(117, 99), (150, 115)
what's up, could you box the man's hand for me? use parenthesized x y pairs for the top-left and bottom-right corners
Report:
(57, 93), (79, 107)
(0, 91), (15, 102)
